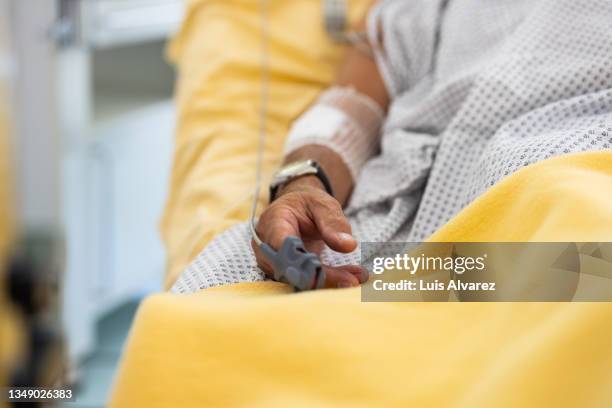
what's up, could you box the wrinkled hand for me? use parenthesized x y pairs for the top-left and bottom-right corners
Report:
(251, 176), (368, 288)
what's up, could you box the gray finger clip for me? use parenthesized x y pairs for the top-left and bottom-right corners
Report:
(260, 237), (326, 291)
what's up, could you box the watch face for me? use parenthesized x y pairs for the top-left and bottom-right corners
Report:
(277, 160), (312, 178)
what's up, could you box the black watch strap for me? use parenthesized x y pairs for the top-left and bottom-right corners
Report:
(269, 161), (334, 202)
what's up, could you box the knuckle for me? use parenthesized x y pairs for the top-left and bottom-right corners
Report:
(272, 193), (308, 214)
(310, 192), (341, 212)
(257, 204), (290, 229)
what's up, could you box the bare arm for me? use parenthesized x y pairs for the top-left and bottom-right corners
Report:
(253, 7), (388, 288)
(282, 17), (389, 206)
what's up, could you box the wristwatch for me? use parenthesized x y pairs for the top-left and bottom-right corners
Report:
(269, 159), (334, 202)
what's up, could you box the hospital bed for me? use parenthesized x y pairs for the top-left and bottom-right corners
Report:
(108, 1), (612, 406)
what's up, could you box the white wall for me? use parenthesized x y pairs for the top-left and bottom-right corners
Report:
(0, 0), (12, 72)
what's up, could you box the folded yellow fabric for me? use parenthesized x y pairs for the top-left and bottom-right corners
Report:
(0, 79), (20, 402)
(0, 80), (14, 261)
(161, 0), (370, 288)
(110, 151), (612, 408)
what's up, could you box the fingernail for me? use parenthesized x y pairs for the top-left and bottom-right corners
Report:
(337, 232), (355, 242)
(337, 281), (353, 288)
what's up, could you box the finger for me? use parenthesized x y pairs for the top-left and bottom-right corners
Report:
(308, 198), (357, 253)
(337, 264), (369, 284)
(259, 209), (301, 250)
(323, 264), (362, 289)
(253, 207), (302, 278)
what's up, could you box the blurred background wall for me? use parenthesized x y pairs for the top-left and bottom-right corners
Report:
(3, 0), (183, 405)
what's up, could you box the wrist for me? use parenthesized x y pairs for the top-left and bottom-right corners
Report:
(275, 175), (326, 198)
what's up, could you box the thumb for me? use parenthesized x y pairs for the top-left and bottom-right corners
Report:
(308, 197), (357, 253)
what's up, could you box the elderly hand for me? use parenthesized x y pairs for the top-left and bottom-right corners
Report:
(251, 175), (367, 288)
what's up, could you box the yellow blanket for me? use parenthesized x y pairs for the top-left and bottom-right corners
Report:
(0, 74), (21, 402)
(112, 1), (612, 406)
(110, 152), (612, 407)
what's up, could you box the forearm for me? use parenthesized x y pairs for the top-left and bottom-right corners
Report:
(281, 19), (389, 206)
(335, 30), (389, 112)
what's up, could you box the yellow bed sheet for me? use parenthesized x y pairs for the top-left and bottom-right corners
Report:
(110, 151), (612, 407)
(0, 78), (20, 403)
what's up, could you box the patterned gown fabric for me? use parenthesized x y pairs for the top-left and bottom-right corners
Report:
(172, 0), (612, 293)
